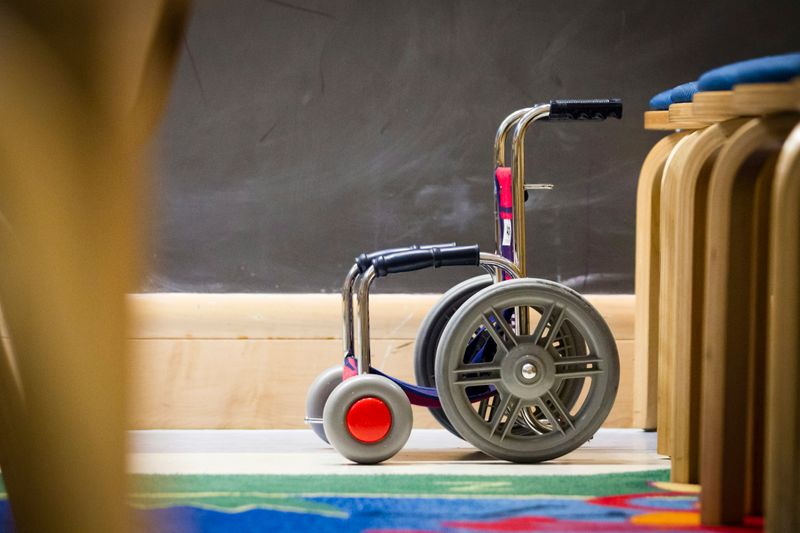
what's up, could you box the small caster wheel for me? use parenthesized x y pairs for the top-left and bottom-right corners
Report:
(306, 366), (343, 444)
(323, 374), (413, 464)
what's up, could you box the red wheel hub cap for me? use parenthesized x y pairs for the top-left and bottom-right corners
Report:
(345, 397), (392, 443)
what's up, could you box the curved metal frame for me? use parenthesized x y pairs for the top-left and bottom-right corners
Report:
(492, 107), (532, 276)
(491, 105), (553, 280)
(511, 104), (551, 276)
(510, 105), (552, 334)
(341, 264), (360, 358)
(494, 107), (534, 168)
(341, 105), (555, 371)
(353, 254), (522, 374)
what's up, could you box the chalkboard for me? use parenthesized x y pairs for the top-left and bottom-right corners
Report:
(147, 0), (799, 293)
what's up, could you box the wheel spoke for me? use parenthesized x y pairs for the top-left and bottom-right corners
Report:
(545, 391), (575, 432)
(532, 303), (565, 346)
(488, 393), (520, 438)
(477, 397), (491, 420)
(535, 396), (566, 435)
(556, 369), (602, 378)
(546, 306), (567, 346)
(555, 353), (603, 379)
(451, 364), (502, 386)
(499, 398), (524, 441)
(489, 307), (518, 347)
(530, 304), (554, 343)
(479, 310), (517, 354)
(554, 355), (603, 366)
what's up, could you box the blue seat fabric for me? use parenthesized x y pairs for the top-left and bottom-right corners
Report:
(649, 88), (673, 110)
(670, 81), (700, 103)
(697, 52), (800, 91)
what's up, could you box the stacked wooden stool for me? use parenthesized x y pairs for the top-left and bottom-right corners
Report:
(633, 52), (800, 531)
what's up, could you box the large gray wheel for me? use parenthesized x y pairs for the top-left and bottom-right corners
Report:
(306, 365), (343, 444)
(414, 275), (493, 438)
(323, 374), (413, 464)
(434, 278), (619, 463)
(415, 276), (588, 438)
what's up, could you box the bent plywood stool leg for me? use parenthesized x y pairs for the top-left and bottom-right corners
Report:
(657, 132), (701, 455)
(700, 113), (798, 526)
(743, 146), (780, 517)
(665, 119), (747, 483)
(633, 132), (689, 430)
(766, 121), (800, 533)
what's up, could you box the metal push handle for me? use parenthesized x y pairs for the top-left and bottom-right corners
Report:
(354, 243), (456, 273)
(343, 243), (457, 356)
(546, 99), (623, 121)
(511, 99), (623, 276)
(354, 251), (521, 374)
(492, 107), (541, 263)
(372, 245), (480, 277)
(510, 104), (551, 277)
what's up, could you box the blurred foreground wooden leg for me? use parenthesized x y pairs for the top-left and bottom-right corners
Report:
(0, 1), (188, 531)
(700, 114), (797, 526)
(633, 132), (688, 430)
(0, 307), (32, 530)
(766, 121), (800, 533)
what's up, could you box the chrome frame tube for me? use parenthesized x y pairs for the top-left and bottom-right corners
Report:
(479, 252), (522, 281)
(511, 104), (551, 334)
(341, 264), (360, 356)
(353, 255), (521, 374)
(493, 108), (534, 168)
(345, 105), (550, 367)
(492, 107), (535, 281)
(511, 104), (550, 277)
(354, 266), (378, 374)
(479, 252), (523, 336)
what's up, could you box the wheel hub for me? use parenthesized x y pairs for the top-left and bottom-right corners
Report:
(521, 362), (538, 381)
(346, 397), (392, 443)
(500, 343), (556, 400)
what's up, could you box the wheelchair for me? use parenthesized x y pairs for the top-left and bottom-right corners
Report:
(306, 99), (623, 464)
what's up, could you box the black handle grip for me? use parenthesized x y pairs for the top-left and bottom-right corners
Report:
(547, 98), (623, 121)
(372, 245), (481, 277)
(355, 243), (456, 273)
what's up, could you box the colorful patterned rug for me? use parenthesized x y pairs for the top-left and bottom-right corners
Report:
(0, 470), (763, 532)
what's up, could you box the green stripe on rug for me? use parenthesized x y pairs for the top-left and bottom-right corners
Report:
(0, 469), (670, 502)
(128, 469), (669, 509)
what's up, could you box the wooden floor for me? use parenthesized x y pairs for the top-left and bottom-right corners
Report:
(128, 428), (668, 476)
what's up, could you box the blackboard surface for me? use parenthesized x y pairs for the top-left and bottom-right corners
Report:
(148, 0), (799, 294)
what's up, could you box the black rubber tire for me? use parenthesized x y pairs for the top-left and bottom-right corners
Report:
(414, 275), (493, 438)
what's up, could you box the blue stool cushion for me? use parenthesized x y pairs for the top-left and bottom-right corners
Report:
(649, 88), (673, 110)
(698, 52), (800, 91)
(670, 81), (700, 103)
(648, 81), (699, 110)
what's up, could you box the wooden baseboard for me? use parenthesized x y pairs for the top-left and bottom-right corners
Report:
(126, 293), (634, 429)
